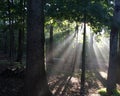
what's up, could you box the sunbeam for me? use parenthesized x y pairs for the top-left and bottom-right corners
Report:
(93, 36), (109, 72)
(47, 28), (83, 95)
(47, 24), (111, 96)
(48, 38), (76, 75)
(46, 33), (75, 62)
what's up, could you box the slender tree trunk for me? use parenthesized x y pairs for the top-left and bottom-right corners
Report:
(75, 23), (79, 35)
(16, 29), (24, 63)
(8, 0), (15, 65)
(2, 19), (7, 54)
(49, 25), (53, 63)
(90, 32), (94, 48)
(107, 0), (120, 95)
(67, 23), (70, 35)
(25, 0), (52, 96)
(118, 31), (120, 54)
(80, 15), (86, 96)
(16, 0), (25, 63)
(3, 30), (7, 54)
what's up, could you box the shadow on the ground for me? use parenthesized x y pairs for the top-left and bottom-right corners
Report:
(48, 74), (80, 96)
(47, 34), (80, 96)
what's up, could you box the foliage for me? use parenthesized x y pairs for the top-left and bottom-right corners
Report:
(45, 0), (113, 37)
(45, 20), (75, 42)
(98, 88), (120, 96)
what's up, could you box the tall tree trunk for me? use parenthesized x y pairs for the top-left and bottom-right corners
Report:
(16, 0), (25, 63)
(80, 15), (86, 96)
(16, 29), (24, 63)
(25, 0), (52, 96)
(75, 23), (79, 35)
(8, 0), (15, 65)
(49, 25), (53, 63)
(107, 27), (118, 95)
(90, 31), (94, 48)
(2, 19), (7, 54)
(107, 0), (120, 95)
(118, 31), (120, 54)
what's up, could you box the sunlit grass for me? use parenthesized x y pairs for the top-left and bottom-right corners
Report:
(98, 88), (120, 96)
(98, 88), (106, 96)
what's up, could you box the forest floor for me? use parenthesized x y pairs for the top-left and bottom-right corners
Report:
(0, 52), (24, 96)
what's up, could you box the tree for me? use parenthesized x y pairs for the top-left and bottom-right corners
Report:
(80, 14), (86, 96)
(107, 0), (120, 95)
(16, 29), (24, 63)
(8, 0), (15, 64)
(16, 0), (25, 63)
(25, 0), (52, 96)
(49, 24), (54, 63)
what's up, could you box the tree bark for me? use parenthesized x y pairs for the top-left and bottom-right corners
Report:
(80, 15), (86, 96)
(118, 31), (120, 54)
(107, 0), (120, 95)
(16, 0), (25, 63)
(8, 0), (15, 65)
(2, 19), (7, 54)
(16, 29), (24, 63)
(25, 0), (52, 96)
(49, 25), (53, 63)
(107, 27), (118, 95)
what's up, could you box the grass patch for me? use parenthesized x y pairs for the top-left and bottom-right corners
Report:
(98, 88), (106, 96)
(98, 88), (120, 96)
